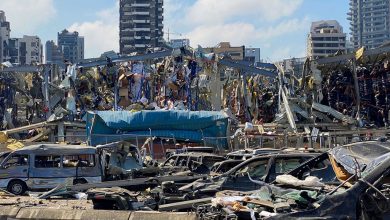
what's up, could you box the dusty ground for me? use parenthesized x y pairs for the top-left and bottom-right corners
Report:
(0, 194), (93, 210)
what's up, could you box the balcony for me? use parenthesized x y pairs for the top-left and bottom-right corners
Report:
(133, 20), (150, 23)
(133, 28), (150, 31)
(131, 3), (150, 7)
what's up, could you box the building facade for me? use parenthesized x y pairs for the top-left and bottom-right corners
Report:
(45, 40), (64, 66)
(244, 47), (261, 63)
(307, 20), (346, 58)
(19, 35), (43, 64)
(170, 39), (190, 48)
(6, 35), (43, 65)
(204, 42), (245, 60)
(58, 29), (84, 63)
(277, 57), (306, 78)
(119, 0), (164, 54)
(0, 11), (10, 63)
(348, 0), (390, 49)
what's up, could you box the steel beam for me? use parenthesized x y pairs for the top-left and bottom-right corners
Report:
(315, 46), (390, 65)
(77, 50), (173, 68)
(218, 59), (277, 78)
(0, 65), (43, 73)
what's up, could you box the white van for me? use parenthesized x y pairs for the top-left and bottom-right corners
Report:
(0, 144), (102, 195)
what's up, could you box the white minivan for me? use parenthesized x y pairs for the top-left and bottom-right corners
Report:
(0, 144), (102, 195)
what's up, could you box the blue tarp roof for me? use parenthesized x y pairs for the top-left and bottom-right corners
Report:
(86, 110), (229, 148)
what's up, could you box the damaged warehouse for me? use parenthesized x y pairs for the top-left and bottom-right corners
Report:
(0, 42), (388, 220)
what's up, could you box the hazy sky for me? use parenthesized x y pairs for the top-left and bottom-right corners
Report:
(0, 0), (349, 61)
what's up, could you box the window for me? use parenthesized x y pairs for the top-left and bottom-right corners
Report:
(175, 156), (188, 166)
(63, 155), (95, 167)
(163, 156), (177, 166)
(3, 154), (28, 168)
(202, 156), (225, 168)
(35, 155), (61, 168)
(235, 159), (268, 178)
(274, 157), (309, 174)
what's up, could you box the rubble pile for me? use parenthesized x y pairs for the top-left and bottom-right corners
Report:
(321, 62), (390, 127)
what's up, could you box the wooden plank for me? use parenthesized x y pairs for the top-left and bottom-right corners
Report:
(158, 197), (212, 211)
(23, 128), (52, 143)
(2, 122), (49, 134)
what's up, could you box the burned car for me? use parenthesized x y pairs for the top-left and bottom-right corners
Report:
(226, 148), (281, 160)
(210, 159), (243, 175)
(151, 153), (318, 205)
(196, 140), (390, 220)
(160, 152), (226, 174)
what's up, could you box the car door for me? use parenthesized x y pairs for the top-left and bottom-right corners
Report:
(29, 154), (63, 188)
(221, 158), (270, 191)
(0, 153), (29, 180)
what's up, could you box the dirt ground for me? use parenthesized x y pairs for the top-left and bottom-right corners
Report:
(0, 194), (93, 210)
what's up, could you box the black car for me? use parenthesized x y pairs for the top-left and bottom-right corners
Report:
(178, 153), (319, 195)
(160, 152), (226, 174)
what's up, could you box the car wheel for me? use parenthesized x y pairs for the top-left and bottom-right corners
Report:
(7, 180), (27, 195)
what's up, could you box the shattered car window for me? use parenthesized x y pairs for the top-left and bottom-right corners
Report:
(202, 156), (225, 168)
(63, 155), (95, 167)
(3, 154), (28, 168)
(163, 156), (177, 166)
(235, 159), (268, 178)
(35, 155), (61, 168)
(275, 158), (307, 174)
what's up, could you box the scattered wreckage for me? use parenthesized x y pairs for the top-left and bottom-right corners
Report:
(195, 140), (390, 220)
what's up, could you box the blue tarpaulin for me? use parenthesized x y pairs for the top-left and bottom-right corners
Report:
(86, 110), (229, 148)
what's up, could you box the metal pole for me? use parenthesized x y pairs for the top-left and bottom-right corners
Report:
(352, 58), (361, 119)
(114, 69), (119, 111)
(43, 66), (50, 119)
(149, 128), (154, 159)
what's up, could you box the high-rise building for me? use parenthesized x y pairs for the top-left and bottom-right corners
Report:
(119, 0), (164, 54)
(58, 29), (84, 63)
(0, 10), (10, 63)
(307, 20), (347, 58)
(18, 35), (43, 64)
(45, 40), (64, 66)
(348, 0), (390, 49)
(8, 38), (20, 64)
(7, 35), (43, 65)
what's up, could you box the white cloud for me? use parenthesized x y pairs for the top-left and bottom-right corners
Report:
(186, 18), (310, 48)
(68, 1), (119, 58)
(185, 0), (304, 25)
(0, 0), (56, 35)
(165, 0), (308, 61)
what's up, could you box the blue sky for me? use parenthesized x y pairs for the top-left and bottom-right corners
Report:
(0, 0), (349, 61)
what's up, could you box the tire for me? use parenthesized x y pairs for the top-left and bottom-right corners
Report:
(73, 178), (87, 185)
(7, 180), (27, 195)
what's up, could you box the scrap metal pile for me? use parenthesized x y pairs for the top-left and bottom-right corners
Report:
(2, 140), (385, 220)
(0, 47), (279, 134)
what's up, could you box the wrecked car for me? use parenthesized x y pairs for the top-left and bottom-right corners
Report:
(151, 153), (318, 205)
(226, 148), (281, 160)
(210, 159), (243, 175)
(160, 152), (226, 174)
(0, 144), (102, 195)
(196, 140), (390, 220)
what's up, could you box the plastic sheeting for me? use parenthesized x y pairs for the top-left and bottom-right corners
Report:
(86, 110), (229, 148)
